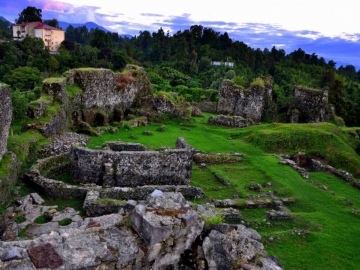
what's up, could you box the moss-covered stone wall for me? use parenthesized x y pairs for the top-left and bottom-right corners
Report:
(0, 83), (12, 161)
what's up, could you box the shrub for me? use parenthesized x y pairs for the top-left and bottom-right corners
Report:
(203, 214), (224, 226)
(225, 70), (236, 80)
(156, 125), (167, 132)
(250, 78), (265, 88)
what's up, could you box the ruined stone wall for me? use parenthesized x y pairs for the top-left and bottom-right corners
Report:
(217, 79), (272, 123)
(26, 78), (68, 137)
(67, 67), (153, 124)
(288, 86), (333, 123)
(103, 141), (148, 152)
(196, 101), (217, 113)
(154, 94), (192, 119)
(0, 83), (12, 161)
(70, 146), (192, 187)
(208, 114), (252, 128)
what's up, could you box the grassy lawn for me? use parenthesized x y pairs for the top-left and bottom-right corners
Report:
(86, 116), (360, 269)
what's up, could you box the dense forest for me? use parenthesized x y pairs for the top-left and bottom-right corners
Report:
(1, 9), (360, 126)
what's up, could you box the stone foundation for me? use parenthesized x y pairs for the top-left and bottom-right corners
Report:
(70, 145), (193, 187)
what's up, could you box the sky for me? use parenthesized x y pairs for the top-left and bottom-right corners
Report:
(2, 0), (360, 69)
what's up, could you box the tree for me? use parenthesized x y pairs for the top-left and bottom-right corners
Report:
(89, 29), (112, 49)
(11, 89), (28, 122)
(43, 19), (60, 28)
(3, 66), (42, 91)
(48, 56), (60, 73)
(16, 6), (42, 24)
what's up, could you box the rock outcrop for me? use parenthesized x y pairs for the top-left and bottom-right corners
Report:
(287, 85), (333, 123)
(217, 77), (273, 123)
(0, 83), (12, 161)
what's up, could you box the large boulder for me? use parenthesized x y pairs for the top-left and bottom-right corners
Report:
(203, 225), (283, 270)
(130, 192), (204, 269)
(0, 83), (12, 161)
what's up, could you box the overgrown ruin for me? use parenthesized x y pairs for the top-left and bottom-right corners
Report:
(0, 83), (12, 161)
(217, 77), (273, 123)
(287, 85), (334, 123)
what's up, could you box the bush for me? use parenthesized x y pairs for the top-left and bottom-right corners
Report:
(203, 214), (224, 226)
(250, 78), (265, 88)
(225, 70), (236, 80)
(11, 90), (28, 122)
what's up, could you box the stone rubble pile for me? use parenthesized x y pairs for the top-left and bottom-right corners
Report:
(0, 192), (284, 270)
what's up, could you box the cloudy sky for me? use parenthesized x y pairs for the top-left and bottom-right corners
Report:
(2, 0), (360, 68)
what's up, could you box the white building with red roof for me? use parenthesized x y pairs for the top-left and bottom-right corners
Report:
(12, 22), (64, 52)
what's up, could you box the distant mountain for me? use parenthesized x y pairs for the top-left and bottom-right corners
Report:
(0, 16), (11, 25)
(58, 21), (132, 38)
(58, 21), (109, 32)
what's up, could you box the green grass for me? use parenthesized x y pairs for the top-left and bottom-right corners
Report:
(7, 129), (47, 163)
(59, 218), (72, 226)
(66, 85), (82, 97)
(52, 172), (71, 183)
(0, 153), (12, 178)
(14, 215), (26, 223)
(43, 77), (66, 84)
(235, 122), (360, 176)
(93, 198), (127, 205)
(43, 197), (85, 215)
(85, 116), (360, 269)
(34, 214), (48, 224)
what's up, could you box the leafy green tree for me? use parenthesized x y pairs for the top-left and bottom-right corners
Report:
(188, 50), (198, 75)
(3, 66), (41, 91)
(16, 6), (42, 23)
(11, 89), (28, 122)
(43, 19), (60, 28)
(48, 56), (60, 74)
(89, 29), (112, 49)
(111, 50), (127, 70)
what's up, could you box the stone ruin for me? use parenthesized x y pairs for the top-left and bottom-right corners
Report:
(0, 83), (12, 161)
(24, 139), (204, 216)
(24, 66), (195, 137)
(70, 142), (193, 187)
(208, 114), (253, 128)
(217, 77), (273, 124)
(0, 191), (284, 270)
(287, 85), (334, 123)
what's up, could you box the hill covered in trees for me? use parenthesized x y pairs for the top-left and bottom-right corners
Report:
(1, 16), (360, 126)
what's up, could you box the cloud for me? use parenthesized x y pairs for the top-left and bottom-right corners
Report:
(140, 13), (164, 17)
(1, 0), (360, 69)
